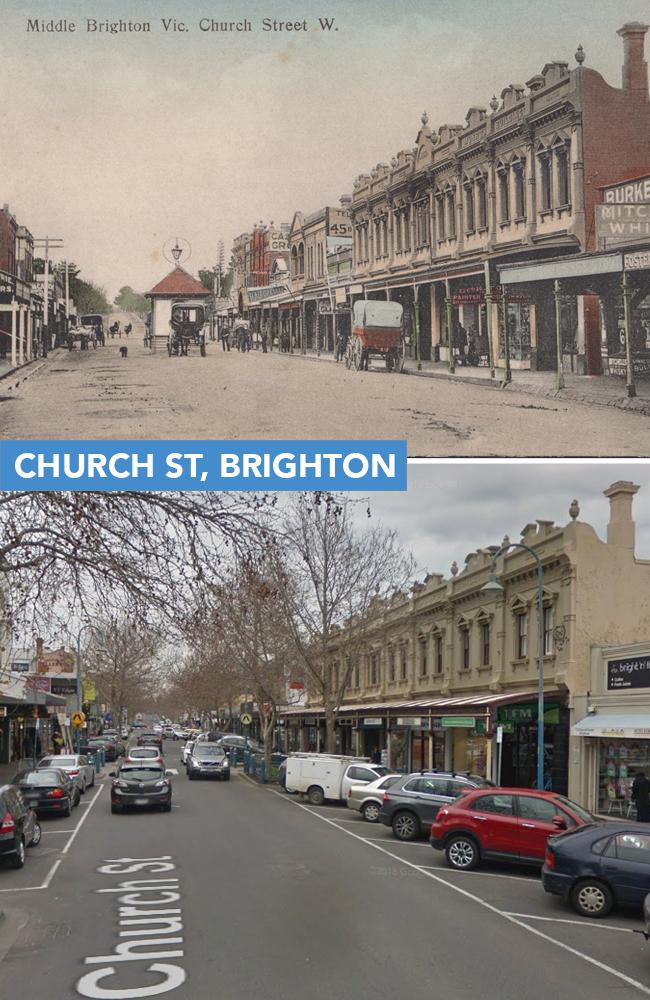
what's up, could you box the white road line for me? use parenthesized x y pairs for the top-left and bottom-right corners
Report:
(417, 864), (538, 884)
(271, 789), (650, 996)
(357, 837), (431, 847)
(41, 829), (76, 834)
(61, 784), (104, 856)
(40, 858), (62, 888)
(504, 912), (635, 934)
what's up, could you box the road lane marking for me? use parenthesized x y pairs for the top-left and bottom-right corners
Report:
(41, 828), (77, 834)
(41, 858), (62, 888)
(504, 912), (635, 933)
(271, 789), (650, 996)
(62, 784), (104, 856)
(417, 864), (538, 884)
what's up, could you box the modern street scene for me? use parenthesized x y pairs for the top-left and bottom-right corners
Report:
(1, 4), (650, 454)
(3, 471), (650, 995)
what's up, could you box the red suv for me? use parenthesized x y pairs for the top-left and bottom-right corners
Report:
(430, 788), (593, 871)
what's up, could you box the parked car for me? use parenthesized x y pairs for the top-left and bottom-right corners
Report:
(186, 742), (230, 781)
(121, 727), (130, 739)
(284, 754), (393, 805)
(181, 739), (196, 765)
(347, 773), (402, 822)
(12, 767), (78, 816)
(126, 746), (165, 766)
(87, 737), (123, 762)
(379, 771), (495, 841)
(540, 821), (650, 918)
(217, 735), (261, 755)
(110, 762), (172, 813)
(172, 728), (189, 741)
(0, 784), (41, 868)
(38, 754), (95, 794)
(430, 787), (594, 870)
(162, 725), (175, 739)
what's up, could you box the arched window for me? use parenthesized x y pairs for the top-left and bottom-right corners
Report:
(298, 243), (305, 276)
(291, 245), (299, 277)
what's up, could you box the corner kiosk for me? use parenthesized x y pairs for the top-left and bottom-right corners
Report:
(285, 753), (370, 805)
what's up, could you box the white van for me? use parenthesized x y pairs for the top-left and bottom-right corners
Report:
(284, 753), (391, 805)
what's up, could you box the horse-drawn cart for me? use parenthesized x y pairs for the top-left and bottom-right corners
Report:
(345, 300), (405, 372)
(168, 300), (207, 357)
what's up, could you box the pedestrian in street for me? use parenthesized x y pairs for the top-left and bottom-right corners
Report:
(371, 747), (381, 764)
(221, 327), (230, 352)
(632, 770), (650, 821)
(261, 323), (269, 353)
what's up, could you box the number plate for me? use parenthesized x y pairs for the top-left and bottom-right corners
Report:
(134, 797), (149, 805)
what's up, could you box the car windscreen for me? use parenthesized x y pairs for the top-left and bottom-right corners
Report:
(118, 768), (164, 781)
(16, 770), (65, 785)
(194, 747), (226, 758)
(130, 748), (158, 756)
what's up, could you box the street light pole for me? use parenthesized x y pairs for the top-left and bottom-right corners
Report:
(482, 541), (545, 791)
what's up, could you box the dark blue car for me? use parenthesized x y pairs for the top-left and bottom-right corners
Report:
(543, 822), (650, 918)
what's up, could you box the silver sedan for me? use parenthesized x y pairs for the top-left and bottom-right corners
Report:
(38, 754), (96, 794)
(346, 773), (401, 822)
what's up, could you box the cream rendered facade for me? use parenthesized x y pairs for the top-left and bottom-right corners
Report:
(294, 482), (650, 803)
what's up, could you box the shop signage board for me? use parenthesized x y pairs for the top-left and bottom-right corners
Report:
(607, 655), (650, 690)
(50, 678), (78, 696)
(603, 177), (650, 205)
(452, 285), (528, 306)
(497, 702), (560, 725)
(362, 718), (383, 727)
(82, 679), (96, 702)
(396, 717), (425, 728)
(25, 675), (51, 693)
(441, 716), (475, 728)
(624, 251), (650, 271)
(609, 356), (650, 375)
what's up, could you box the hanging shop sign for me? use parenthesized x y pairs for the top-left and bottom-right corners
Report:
(50, 677), (78, 696)
(607, 655), (650, 691)
(624, 251), (650, 271)
(82, 679), (97, 702)
(441, 716), (475, 728)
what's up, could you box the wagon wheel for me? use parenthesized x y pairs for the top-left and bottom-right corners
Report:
(167, 338), (173, 357)
(344, 341), (353, 370)
(351, 336), (364, 372)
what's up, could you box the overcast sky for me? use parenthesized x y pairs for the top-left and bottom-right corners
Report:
(1, 0), (645, 298)
(355, 462), (650, 578)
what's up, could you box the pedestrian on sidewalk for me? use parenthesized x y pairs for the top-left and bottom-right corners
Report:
(220, 327), (230, 351)
(371, 747), (381, 764)
(632, 769), (650, 821)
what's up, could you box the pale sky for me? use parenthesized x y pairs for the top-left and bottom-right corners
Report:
(1, 0), (646, 299)
(357, 462), (650, 577)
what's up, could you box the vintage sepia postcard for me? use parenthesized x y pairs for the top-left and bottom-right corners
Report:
(0, 0), (649, 455)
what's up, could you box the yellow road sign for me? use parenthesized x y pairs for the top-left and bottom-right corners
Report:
(241, 713), (252, 726)
(71, 711), (86, 728)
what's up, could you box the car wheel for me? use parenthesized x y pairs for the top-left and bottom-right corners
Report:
(162, 801), (172, 812)
(223, 773), (230, 782)
(80, 780), (87, 795)
(28, 821), (42, 847)
(10, 837), (26, 869)
(445, 834), (480, 871)
(188, 772), (195, 781)
(73, 789), (81, 807)
(63, 797), (72, 818)
(307, 786), (325, 806)
(111, 804), (121, 815)
(392, 811), (420, 841)
(90, 774), (95, 787)
(570, 879), (613, 918)
(361, 801), (381, 823)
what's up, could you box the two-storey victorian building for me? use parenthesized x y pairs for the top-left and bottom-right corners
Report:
(280, 481), (650, 809)
(349, 22), (650, 376)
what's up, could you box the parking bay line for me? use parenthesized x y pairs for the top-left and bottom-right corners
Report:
(271, 789), (650, 997)
(417, 864), (538, 884)
(504, 911), (635, 934)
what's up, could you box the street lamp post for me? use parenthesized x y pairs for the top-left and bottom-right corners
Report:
(481, 540), (546, 791)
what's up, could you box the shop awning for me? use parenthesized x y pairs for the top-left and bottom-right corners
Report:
(279, 688), (560, 718)
(572, 714), (650, 738)
(499, 251), (622, 286)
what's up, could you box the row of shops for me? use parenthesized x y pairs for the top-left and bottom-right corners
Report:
(0, 690), (72, 765)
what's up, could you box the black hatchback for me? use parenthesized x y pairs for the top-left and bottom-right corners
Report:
(12, 767), (78, 816)
(378, 771), (495, 841)
(110, 763), (172, 813)
(0, 784), (42, 868)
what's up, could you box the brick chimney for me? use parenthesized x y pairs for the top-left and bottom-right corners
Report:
(603, 481), (640, 550)
(618, 22), (649, 97)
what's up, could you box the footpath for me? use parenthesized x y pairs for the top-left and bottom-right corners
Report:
(277, 347), (650, 417)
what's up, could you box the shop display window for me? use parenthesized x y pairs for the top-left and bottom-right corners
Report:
(598, 739), (650, 815)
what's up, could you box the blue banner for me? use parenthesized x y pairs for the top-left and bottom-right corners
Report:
(0, 440), (407, 491)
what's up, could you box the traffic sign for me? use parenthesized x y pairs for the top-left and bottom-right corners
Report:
(71, 711), (86, 728)
(241, 713), (252, 726)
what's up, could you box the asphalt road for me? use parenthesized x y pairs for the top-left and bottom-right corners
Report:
(1, 313), (648, 456)
(1, 760), (649, 999)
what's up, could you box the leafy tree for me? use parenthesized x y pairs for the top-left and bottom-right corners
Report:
(114, 286), (149, 316)
(84, 617), (162, 721)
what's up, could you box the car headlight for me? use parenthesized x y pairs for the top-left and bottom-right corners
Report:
(155, 779), (170, 788)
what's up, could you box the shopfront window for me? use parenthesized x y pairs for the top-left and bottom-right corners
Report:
(598, 739), (650, 815)
(498, 302), (531, 362)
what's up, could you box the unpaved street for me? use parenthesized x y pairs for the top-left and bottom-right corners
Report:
(1, 316), (648, 456)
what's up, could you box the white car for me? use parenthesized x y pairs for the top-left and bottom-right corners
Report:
(346, 773), (402, 822)
(181, 739), (196, 765)
(126, 746), (164, 764)
(38, 753), (95, 794)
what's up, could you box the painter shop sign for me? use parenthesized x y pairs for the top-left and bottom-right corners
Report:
(607, 655), (650, 690)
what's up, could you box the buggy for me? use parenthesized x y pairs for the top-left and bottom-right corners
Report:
(345, 300), (405, 372)
(168, 300), (207, 357)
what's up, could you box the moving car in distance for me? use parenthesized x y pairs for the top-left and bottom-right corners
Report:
(37, 753), (95, 794)
(431, 788), (593, 870)
(347, 773), (402, 822)
(110, 762), (173, 813)
(137, 732), (163, 751)
(379, 771), (494, 841)
(542, 822), (650, 918)
(0, 784), (41, 868)
(126, 746), (165, 766)
(86, 736), (123, 762)
(12, 767), (78, 816)
(186, 742), (230, 781)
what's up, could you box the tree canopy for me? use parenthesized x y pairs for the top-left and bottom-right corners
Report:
(114, 286), (149, 316)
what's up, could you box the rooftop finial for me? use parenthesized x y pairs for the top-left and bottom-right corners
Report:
(450, 560), (458, 577)
(490, 94), (499, 112)
(575, 44), (585, 65)
(421, 110), (429, 126)
(569, 499), (580, 521)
